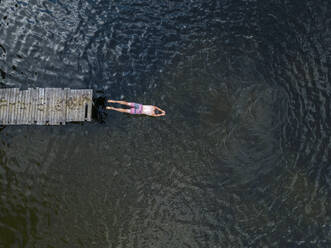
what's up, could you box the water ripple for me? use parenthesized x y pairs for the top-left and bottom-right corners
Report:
(0, 0), (330, 247)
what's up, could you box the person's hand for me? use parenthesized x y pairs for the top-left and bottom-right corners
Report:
(153, 107), (166, 117)
(155, 107), (165, 117)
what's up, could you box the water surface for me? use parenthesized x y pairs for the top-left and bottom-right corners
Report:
(0, 0), (330, 247)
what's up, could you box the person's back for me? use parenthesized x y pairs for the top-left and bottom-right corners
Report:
(106, 100), (166, 117)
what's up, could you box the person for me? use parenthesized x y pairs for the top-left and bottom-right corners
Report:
(106, 100), (166, 117)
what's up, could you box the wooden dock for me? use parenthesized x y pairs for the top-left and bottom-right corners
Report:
(0, 88), (93, 125)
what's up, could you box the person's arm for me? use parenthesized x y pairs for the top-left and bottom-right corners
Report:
(153, 107), (166, 116)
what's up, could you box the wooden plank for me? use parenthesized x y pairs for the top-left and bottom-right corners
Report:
(60, 88), (67, 125)
(8, 89), (12, 124)
(17, 88), (22, 124)
(15, 89), (19, 124)
(14, 88), (19, 124)
(7, 89), (12, 124)
(77, 90), (82, 121)
(35, 88), (40, 125)
(17, 88), (21, 124)
(0, 89), (3, 124)
(51, 88), (56, 125)
(0, 89), (4, 124)
(74, 90), (79, 121)
(18, 90), (23, 124)
(17, 90), (21, 124)
(79, 90), (83, 121)
(33, 88), (38, 124)
(38, 87), (42, 124)
(21, 90), (26, 125)
(1, 89), (5, 124)
(35, 87), (40, 124)
(88, 90), (92, 121)
(26, 90), (30, 125)
(83, 90), (88, 121)
(65, 89), (69, 122)
(78, 90), (82, 121)
(49, 88), (52, 125)
(3, 89), (9, 125)
(10, 88), (15, 124)
(3, 89), (8, 124)
(13, 88), (18, 124)
(57, 88), (61, 124)
(19, 90), (25, 125)
(24, 90), (29, 125)
(41, 88), (45, 124)
(40, 88), (45, 125)
(36, 88), (41, 125)
(81, 90), (86, 121)
(71, 90), (76, 122)
(8, 88), (13, 124)
(68, 89), (74, 122)
(9, 88), (15, 124)
(46, 88), (52, 125)
(51, 88), (54, 125)
(1, 89), (5, 125)
(45, 88), (49, 125)
(58, 88), (63, 124)
(65, 88), (70, 122)
(53, 88), (58, 125)
(5, 89), (10, 124)
(30, 88), (35, 124)
(26, 88), (31, 124)
(76, 90), (80, 121)
(3, 89), (7, 124)
(41, 88), (47, 125)
(64, 88), (69, 123)
(21, 90), (24, 124)
(54, 88), (60, 125)
(55, 88), (60, 124)
(26, 88), (30, 124)
(0, 89), (4, 125)
(22, 90), (26, 124)
(29, 88), (34, 124)
(50, 88), (54, 125)
(28, 88), (34, 124)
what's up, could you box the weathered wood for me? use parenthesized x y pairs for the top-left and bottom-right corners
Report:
(22, 90), (26, 124)
(0, 90), (3, 124)
(0, 89), (4, 124)
(0, 88), (93, 125)
(3, 89), (8, 124)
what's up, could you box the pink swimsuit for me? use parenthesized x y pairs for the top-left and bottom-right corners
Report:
(129, 102), (143, 114)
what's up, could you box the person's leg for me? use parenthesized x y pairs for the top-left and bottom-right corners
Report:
(106, 106), (131, 114)
(107, 100), (132, 107)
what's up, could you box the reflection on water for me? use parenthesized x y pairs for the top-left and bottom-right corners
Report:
(0, 0), (331, 247)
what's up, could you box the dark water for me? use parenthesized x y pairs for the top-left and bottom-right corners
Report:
(0, 0), (330, 247)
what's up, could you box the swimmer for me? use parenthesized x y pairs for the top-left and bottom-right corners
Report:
(106, 100), (166, 117)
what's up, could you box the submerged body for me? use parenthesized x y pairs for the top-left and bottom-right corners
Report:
(107, 100), (166, 117)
